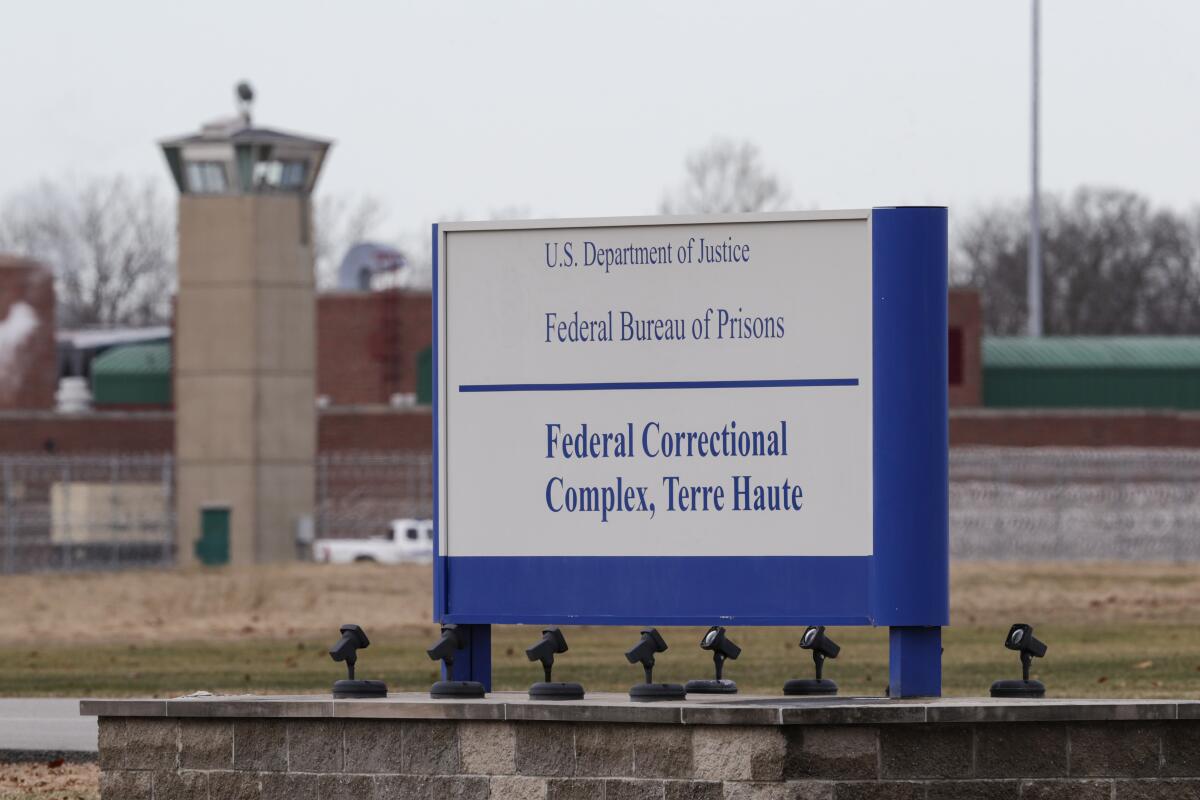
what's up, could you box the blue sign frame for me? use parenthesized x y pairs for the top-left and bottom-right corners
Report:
(432, 207), (948, 696)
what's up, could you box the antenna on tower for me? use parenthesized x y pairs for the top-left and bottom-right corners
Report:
(236, 81), (255, 126)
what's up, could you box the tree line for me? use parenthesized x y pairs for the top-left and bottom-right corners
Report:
(2, 143), (1197, 335)
(954, 188), (1200, 335)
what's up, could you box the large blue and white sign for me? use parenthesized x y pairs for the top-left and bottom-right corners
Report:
(434, 209), (947, 656)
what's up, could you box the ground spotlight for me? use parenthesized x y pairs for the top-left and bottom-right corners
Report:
(526, 627), (584, 700)
(626, 628), (685, 701)
(427, 624), (486, 699)
(990, 623), (1048, 698)
(328, 624), (387, 698)
(685, 625), (741, 694)
(783, 625), (840, 696)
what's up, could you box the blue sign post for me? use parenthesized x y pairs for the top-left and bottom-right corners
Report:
(433, 207), (948, 697)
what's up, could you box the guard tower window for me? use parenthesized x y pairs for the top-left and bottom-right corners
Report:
(253, 160), (308, 191)
(184, 162), (228, 194)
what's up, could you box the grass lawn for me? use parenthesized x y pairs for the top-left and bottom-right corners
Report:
(2, 623), (1199, 699)
(2, 562), (1198, 800)
(1, 561), (1198, 698)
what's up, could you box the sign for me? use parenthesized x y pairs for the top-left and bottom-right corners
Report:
(434, 208), (947, 632)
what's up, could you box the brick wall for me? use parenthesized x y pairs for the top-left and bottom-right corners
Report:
(0, 411), (173, 454)
(0, 280), (990, 417)
(0, 256), (56, 410)
(9, 408), (1200, 454)
(317, 407), (432, 452)
(948, 288), (982, 408)
(0, 408), (432, 454)
(317, 290), (432, 406)
(96, 714), (1200, 799)
(951, 409), (1200, 448)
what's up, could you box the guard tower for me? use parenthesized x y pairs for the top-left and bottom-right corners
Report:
(161, 84), (330, 565)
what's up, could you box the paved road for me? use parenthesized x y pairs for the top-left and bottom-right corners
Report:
(0, 699), (96, 754)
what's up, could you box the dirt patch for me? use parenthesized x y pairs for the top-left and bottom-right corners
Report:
(0, 761), (98, 800)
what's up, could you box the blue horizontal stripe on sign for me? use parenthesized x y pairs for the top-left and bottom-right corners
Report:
(458, 378), (859, 393)
(440, 555), (873, 626)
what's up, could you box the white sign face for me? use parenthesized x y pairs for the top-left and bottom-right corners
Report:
(438, 212), (873, 557)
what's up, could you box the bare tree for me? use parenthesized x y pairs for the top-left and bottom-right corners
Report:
(660, 139), (788, 215)
(0, 177), (175, 327)
(953, 187), (1200, 335)
(312, 194), (387, 289)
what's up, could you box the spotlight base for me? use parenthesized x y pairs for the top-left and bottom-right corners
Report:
(783, 678), (838, 696)
(685, 678), (738, 694)
(990, 679), (1045, 698)
(430, 680), (486, 699)
(529, 681), (585, 700)
(332, 679), (388, 699)
(629, 683), (686, 702)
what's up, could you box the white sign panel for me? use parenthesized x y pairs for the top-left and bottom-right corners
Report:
(438, 212), (873, 558)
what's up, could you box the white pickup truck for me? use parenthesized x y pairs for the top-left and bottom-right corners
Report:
(312, 518), (434, 564)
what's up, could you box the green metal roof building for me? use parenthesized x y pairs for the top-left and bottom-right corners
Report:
(90, 342), (172, 408)
(983, 337), (1200, 409)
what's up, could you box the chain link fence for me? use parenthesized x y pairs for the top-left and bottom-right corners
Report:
(314, 448), (1200, 559)
(315, 451), (433, 540)
(0, 454), (175, 574)
(2, 447), (1197, 572)
(0, 451), (435, 573)
(950, 448), (1200, 560)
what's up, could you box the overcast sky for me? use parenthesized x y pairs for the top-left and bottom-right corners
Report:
(2, 1), (1197, 244)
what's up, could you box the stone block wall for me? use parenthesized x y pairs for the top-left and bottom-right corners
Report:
(97, 716), (1200, 799)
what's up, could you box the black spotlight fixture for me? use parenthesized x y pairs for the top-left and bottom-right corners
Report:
(427, 624), (486, 699)
(329, 624), (388, 698)
(526, 627), (584, 700)
(990, 623), (1048, 698)
(784, 625), (840, 696)
(626, 628), (686, 701)
(685, 625), (741, 694)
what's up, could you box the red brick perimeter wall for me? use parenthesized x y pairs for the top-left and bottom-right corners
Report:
(0, 257), (56, 411)
(0, 408), (432, 454)
(317, 290), (432, 406)
(4, 408), (1200, 454)
(317, 407), (433, 451)
(951, 409), (1200, 448)
(948, 288), (982, 408)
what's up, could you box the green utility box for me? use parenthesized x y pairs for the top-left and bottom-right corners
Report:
(195, 506), (230, 566)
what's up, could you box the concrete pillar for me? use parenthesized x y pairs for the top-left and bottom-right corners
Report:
(175, 194), (315, 565)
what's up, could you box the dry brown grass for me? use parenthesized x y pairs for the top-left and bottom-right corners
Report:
(0, 761), (98, 800)
(1, 560), (1197, 647)
(951, 561), (1200, 626)
(0, 563), (434, 646)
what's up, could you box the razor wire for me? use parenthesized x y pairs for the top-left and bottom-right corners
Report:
(0, 453), (174, 574)
(314, 451), (433, 541)
(950, 448), (1200, 560)
(3, 447), (1197, 571)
